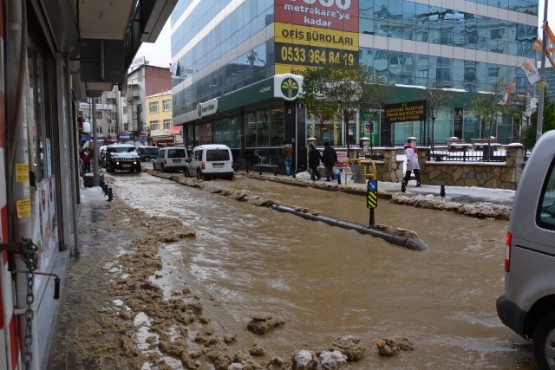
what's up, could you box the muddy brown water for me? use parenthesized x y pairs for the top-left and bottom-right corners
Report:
(108, 172), (535, 369)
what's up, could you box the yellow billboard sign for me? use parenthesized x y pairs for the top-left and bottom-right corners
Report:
(275, 23), (358, 50)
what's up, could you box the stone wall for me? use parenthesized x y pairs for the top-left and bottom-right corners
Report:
(349, 145), (525, 190)
(346, 148), (404, 183)
(418, 145), (524, 189)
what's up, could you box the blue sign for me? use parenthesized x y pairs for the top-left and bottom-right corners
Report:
(119, 132), (135, 141)
(367, 179), (377, 192)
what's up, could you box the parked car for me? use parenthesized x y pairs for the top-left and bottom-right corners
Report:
(137, 146), (159, 162)
(153, 147), (188, 172)
(105, 143), (141, 173)
(496, 130), (555, 369)
(185, 144), (234, 180)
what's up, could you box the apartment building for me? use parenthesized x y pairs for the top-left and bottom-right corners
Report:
(145, 91), (182, 146)
(123, 58), (172, 144)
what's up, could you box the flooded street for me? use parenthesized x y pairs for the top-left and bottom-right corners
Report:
(108, 171), (534, 369)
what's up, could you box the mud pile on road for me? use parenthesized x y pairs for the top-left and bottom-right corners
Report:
(152, 170), (511, 221)
(390, 193), (511, 220)
(50, 190), (372, 369)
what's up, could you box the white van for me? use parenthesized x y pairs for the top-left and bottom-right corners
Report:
(496, 130), (555, 369)
(153, 147), (188, 172)
(185, 144), (234, 180)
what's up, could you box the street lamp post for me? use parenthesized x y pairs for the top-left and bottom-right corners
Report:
(537, 0), (549, 142)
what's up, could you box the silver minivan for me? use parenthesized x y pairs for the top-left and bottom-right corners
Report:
(496, 130), (555, 369)
(185, 144), (234, 180)
(153, 147), (188, 172)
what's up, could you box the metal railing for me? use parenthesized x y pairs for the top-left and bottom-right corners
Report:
(426, 146), (506, 163)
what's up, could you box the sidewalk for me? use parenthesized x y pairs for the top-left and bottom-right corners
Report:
(250, 170), (516, 208)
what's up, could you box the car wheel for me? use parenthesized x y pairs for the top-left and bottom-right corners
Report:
(136, 165), (142, 173)
(534, 312), (555, 370)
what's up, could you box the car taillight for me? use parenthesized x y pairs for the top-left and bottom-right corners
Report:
(202, 161), (205, 170)
(504, 231), (512, 272)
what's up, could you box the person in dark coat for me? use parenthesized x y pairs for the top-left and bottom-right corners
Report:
(308, 144), (322, 181)
(83, 150), (91, 173)
(321, 142), (337, 181)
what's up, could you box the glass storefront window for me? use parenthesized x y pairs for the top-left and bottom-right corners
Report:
(214, 117), (241, 149)
(28, 41), (49, 181)
(245, 106), (285, 149)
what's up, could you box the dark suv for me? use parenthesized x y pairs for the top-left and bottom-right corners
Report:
(105, 144), (141, 173)
(137, 146), (159, 162)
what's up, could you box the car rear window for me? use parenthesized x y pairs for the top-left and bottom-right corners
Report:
(168, 149), (186, 158)
(538, 159), (555, 229)
(206, 149), (230, 161)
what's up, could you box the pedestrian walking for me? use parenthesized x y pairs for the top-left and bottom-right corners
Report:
(403, 137), (421, 187)
(308, 144), (322, 181)
(83, 150), (91, 173)
(321, 142), (337, 182)
(282, 141), (293, 176)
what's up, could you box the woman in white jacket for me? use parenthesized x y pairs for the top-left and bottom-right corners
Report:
(403, 137), (421, 187)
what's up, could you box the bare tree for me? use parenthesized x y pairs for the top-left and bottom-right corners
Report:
(299, 62), (376, 158)
(470, 79), (512, 147)
(426, 87), (453, 149)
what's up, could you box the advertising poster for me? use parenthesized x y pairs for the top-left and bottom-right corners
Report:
(32, 177), (57, 292)
(274, 0), (359, 74)
(47, 177), (58, 258)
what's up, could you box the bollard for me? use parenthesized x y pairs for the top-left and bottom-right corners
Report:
(107, 187), (113, 202)
(401, 182), (406, 193)
(440, 185), (446, 198)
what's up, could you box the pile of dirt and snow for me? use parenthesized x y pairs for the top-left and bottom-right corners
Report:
(50, 187), (385, 369)
(152, 171), (511, 221)
(390, 193), (511, 220)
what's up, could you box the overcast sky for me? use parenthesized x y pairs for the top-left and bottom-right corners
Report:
(136, 18), (172, 68)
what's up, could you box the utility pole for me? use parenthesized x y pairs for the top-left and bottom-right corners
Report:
(537, 0), (549, 143)
(92, 98), (99, 186)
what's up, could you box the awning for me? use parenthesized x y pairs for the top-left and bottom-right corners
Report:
(167, 125), (182, 133)
(151, 127), (182, 136)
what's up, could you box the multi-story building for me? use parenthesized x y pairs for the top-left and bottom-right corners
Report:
(171, 0), (538, 169)
(78, 88), (122, 146)
(540, 66), (555, 102)
(145, 91), (182, 146)
(0, 1), (175, 368)
(123, 58), (172, 144)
